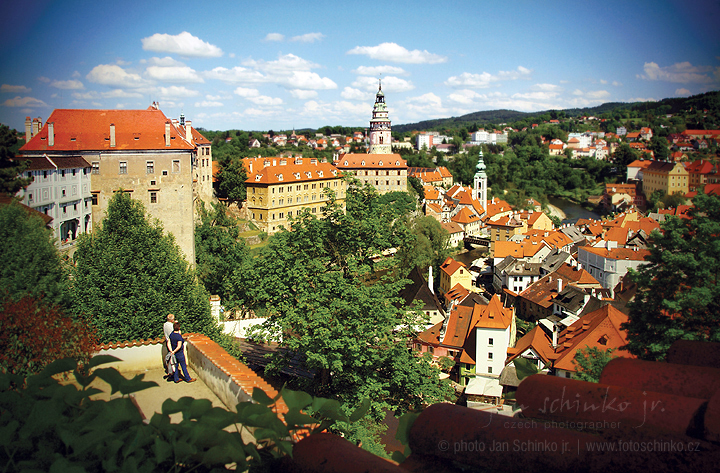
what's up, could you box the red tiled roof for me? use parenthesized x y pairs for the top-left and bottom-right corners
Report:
(472, 295), (513, 330)
(580, 246), (650, 262)
(440, 257), (466, 277)
(246, 160), (340, 185)
(506, 325), (553, 365)
(451, 206), (480, 225)
(335, 153), (406, 169)
(20, 108), (200, 152)
(552, 305), (634, 371)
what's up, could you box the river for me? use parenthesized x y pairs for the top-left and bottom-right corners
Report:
(547, 196), (601, 224)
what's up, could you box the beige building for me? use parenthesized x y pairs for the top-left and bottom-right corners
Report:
(334, 153), (407, 194)
(244, 156), (346, 234)
(642, 161), (689, 197)
(19, 106), (211, 263)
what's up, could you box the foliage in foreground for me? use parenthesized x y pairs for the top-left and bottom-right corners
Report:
(0, 356), (368, 472)
(0, 295), (97, 378)
(624, 193), (720, 360)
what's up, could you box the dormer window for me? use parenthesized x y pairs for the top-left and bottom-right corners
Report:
(396, 161), (400, 165)
(378, 161), (383, 166)
(361, 161), (365, 166)
(318, 171), (323, 177)
(255, 174), (261, 181)
(294, 172), (300, 179)
(277, 174), (283, 181)
(344, 161), (349, 166)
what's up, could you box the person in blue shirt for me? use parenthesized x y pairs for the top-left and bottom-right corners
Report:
(167, 322), (196, 383)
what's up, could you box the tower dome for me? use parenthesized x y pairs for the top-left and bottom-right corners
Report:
(368, 79), (392, 154)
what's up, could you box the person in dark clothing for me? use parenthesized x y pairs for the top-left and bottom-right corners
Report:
(167, 322), (195, 383)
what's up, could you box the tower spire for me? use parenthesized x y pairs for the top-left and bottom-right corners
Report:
(473, 149), (488, 212)
(368, 78), (391, 154)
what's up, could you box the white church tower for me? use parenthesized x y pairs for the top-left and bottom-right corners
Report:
(473, 149), (487, 211)
(368, 80), (392, 154)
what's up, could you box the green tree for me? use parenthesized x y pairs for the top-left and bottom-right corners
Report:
(240, 195), (451, 419)
(396, 216), (452, 277)
(214, 156), (248, 204)
(408, 176), (425, 202)
(572, 346), (616, 383)
(195, 202), (250, 308)
(0, 200), (70, 306)
(72, 192), (219, 343)
(648, 135), (670, 161)
(0, 124), (31, 195)
(623, 193), (720, 360)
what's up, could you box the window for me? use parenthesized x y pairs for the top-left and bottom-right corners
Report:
(488, 338), (494, 346)
(172, 160), (180, 173)
(150, 192), (157, 204)
(488, 353), (493, 360)
(73, 203), (77, 211)
(72, 169), (76, 176)
(119, 161), (128, 174)
(61, 170), (66, 178)
(43, 170), (48, 179)
(92, 194), (98, 205)
(61, 188), (66, 197)
(28, 193), (33, 202)
(146, 161), (155, 174)
(488, 367), (493, 374)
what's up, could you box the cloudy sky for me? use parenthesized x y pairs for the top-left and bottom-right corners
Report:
(1, 0), (718, 132)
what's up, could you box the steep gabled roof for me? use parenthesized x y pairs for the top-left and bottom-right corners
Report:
(473, 295), (513, 330)
(552, 305), (634, 371)
(506, 325), (553, 365)
(440, 305), (475, 349)
(440, 257), (467, 277)
(451, 206), (481, 225)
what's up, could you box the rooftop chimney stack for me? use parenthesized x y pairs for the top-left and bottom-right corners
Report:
(34, 118), (42, 136)
(186, 120), (192, 144)
(428, 266), (434, 294)
(48, 122), (54, 147)
(165, 122), (171, 147)
(110, 124), (116, 148)
(557, 278), (563, 293)
(25, 117), (31, 142)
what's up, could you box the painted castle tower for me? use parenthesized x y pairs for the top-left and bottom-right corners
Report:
(368, 80), (392, 154)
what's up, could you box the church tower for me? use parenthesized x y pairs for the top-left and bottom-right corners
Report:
(473, 149), (487, 211)
(368, 80), (392, 154)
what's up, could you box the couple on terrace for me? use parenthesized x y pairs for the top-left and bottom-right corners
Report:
(163, 313), (196, 383)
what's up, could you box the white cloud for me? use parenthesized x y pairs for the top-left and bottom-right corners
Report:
(341, 87), (367, 100)
(195, 100), (224, 107)
(511, 91), (561, 101)
(600, 79), (608, 85)
(1, 84), (31, 93)
(532, 83), (561, 91)
(248, 95), (283, 106)
(101, 89), (144, 98)
(445, 66), (532, 88)
(290, 89), (318, 99)
(2, 96), (47, 107)
(639, 61), (716, 83)
(72, 71), (81, 78)
(234, 87), (259, 98)
(205, 66), (267, 84)
(347, 42), (446, 64)
(141, 31), (223, 57)
(353, 65), (407, 76)
(144, 56), (186, 67)
(282, 71), (336, 90)
(87, 64), (149, 88)
(399, 93), (447, 121)
(146, 65), (203, 83)
(50, 79), (84, 90)
(116, 59), (131, 66)
(627, 97), (657, 103)
(351, 75), (413, 93)
(37, 76), (50, 83)
(612, 81), (623, 87)
(158, 86), (199, 98)
(243, 53), (318, 74)
(447, 89), (482, 104)
(675, 88), (691, 96)
(290, 32), (324, 43)
(264, 33), (284, 42)
(585, 90), (610, 99)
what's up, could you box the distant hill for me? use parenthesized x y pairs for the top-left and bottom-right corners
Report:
(392, 91), (720, 133)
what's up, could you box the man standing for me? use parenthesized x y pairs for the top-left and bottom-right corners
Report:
(162, 314), (175, 378)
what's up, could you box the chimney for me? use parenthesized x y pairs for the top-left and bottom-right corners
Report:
(428, 266), (434, 294)
(34, 117), (42, 136)
(165, 122), (171, 147)
(248, 160), (252, 174)
(186, 120), (192, 144)
(557, 278), (563, 293)
(552, 324), (558, 348)
(272, 159), (277, 166)
(25, 117), (31, 142)
(48, 122), (54, 147)
(110, 124), (116, 148)
(577, 263), (582, 271)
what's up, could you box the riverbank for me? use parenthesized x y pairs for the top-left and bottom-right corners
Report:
(545, 203), (567, 221)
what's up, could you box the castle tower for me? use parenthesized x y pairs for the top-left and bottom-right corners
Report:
(473, 149), (487, 211)
(368, 80), (392, 154)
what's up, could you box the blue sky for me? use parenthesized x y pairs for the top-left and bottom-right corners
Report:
(1, 0), (718, 132)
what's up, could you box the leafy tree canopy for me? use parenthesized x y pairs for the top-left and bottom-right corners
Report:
(572, 346), (616, 383)
(72, 192), (219, 343)
(0, 200), (70, 306)
(237, 189), (452, 419)
(0, 124), (31, 195)
(624, 193), (720, 360)
(214, 156), (248, 204)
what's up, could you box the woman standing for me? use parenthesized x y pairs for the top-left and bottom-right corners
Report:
(168, 322), (196, 383)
